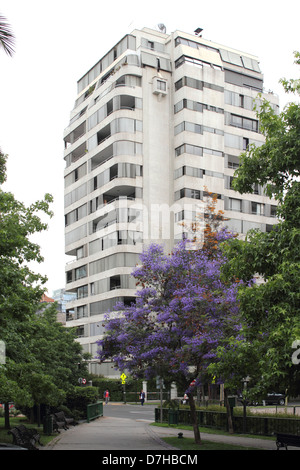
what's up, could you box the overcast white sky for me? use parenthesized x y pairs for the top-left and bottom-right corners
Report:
(0, 0), (299, 296)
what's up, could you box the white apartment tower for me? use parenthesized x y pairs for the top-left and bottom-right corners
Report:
(63, 27), (279, 376)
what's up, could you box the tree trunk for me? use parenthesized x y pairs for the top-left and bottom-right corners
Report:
(243, 402), (247, 433)
(224, 389), (234, 434)
(188, 392), (201, 445)
(159, 378), (163, 423)
(4, 402), (10, 429)
(30, 406), (35, 424)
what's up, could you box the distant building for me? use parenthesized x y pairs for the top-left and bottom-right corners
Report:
(38, 293), (61, 319)
(40, 293), (55, 304)
(52, 288), (77, 313)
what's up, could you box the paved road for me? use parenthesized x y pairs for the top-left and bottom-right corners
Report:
(44, 403), (299, 451)
(102, 402), (157, 420)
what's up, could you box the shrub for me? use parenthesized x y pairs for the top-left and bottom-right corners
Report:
(91, 376), (144, 402)
(163, 399), (180, 409)
(65, 386), (99, 416)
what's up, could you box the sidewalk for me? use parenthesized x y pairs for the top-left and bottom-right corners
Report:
(44, 416), (176, 451)
(44, 415), (284, 451)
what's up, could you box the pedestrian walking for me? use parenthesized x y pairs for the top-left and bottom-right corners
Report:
(103, 389), (110, 404)
(182, 393), (188, 404)
(139, 390), (145, 406)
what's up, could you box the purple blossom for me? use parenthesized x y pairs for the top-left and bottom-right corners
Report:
(96, 228), (242, 389)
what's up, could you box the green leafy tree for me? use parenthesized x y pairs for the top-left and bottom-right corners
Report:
(0, 150), (55, 426)
(2, 303), (90, 426)
(215, 53), (300, 400)
(27, 304), (89, 393)
(0, 152), (54, 327)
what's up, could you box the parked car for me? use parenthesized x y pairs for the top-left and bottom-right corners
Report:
(263, 392), (286, 406)
(0, 443), (27, 450)
(237, 391), (286, 406)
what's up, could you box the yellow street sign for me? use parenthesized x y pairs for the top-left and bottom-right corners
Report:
(120, 373), (127, 384)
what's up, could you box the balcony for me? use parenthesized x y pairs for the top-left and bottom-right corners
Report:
(65, 141), (87, 166)
(90, 140), (143, 171)
(90, 185), (141, 217)
(64, 121), (86, 148)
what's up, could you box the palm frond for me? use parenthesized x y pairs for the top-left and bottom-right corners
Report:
(0, 14), (15, 56)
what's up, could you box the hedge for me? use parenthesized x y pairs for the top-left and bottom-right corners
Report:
(90, 376), (162, 402)
(65, 386), (99, 417)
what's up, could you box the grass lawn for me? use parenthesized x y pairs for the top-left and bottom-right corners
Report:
(151, 422), (273, 450)
(151, 422), (273, 440)
(161, 436), (261, 450)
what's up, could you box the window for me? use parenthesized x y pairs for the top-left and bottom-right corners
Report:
(65, 223), (87, 246)
(229, 198), (242, 212)
(224, 70), (263, 91)
(75, 265), (87, 280)
(227, 154), (240, 169)
(175, 121), (202, 136)
(204, 170), (224, 179)
(175, 37), (218, 54)
(253, 184), (259, 195)
(241, 56), (261, 72)
(65, 204), (87, 226)
(174, 99), (223, 115)
(226, 113), (259, 132)
(270, 205), (277, 217)
(175, 55), (222, 70)
(220, 49), (243, 67)
(76, 326), (85, 338)
(243, 137), (249, 150)
(157, 80), (166, 91)
(77, 246), (85, 260)
(89, 253), (140, 276)
(175, 188), (201, 200)
(251, 202), (264, 215)
(90, 297), (136, 316)
(175, 166), (203, 179)
(153, 77), (167, 95)
(90, 283), (95, 295)
(76, 305), (88, 319)
(175, 210), (196, 222)
(64, 163), (87, 188)
(175, 76), (223, 93)
(110, 275), (121, 290)
(64, 183), (87, 208)
(225, 134), (262, 151)
(77, 285), (88, 299)
(226, 218), (242, 234)
(189, 189), (201, 199)
(225, 90), (254, 110)
(231, 114), (243, 128)
(175, 143), (203, 157)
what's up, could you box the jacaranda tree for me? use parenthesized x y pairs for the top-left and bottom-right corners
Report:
(97, 196), (241, 444)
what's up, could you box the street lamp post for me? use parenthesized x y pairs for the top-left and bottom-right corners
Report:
(242, 376), (250, 434)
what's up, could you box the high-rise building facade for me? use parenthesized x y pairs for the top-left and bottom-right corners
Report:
(63, 27), (279, 376)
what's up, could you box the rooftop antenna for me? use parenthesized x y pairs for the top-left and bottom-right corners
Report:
(157, 23), (167, 34)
